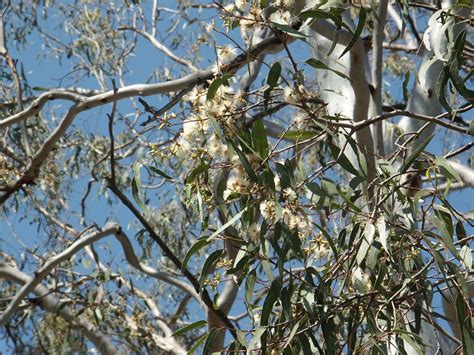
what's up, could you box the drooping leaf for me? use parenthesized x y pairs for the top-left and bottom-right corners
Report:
(271, 22), (308, 38)
(306, 58), (350, 81)
(261, 278), (281, 326)
(172, 320), (207, 337)
(252, 119), (269, 159)
(339, 7), (366, 59)
(400, 134), (433, 174)
(228, 140), (259, 182)
(207, 74), (233, 101)
(182, 239), (209, 272)
(199, 249), (224, 285)
(149, 166), (174, 180)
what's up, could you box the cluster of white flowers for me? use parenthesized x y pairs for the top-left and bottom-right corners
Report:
(283, 86), (299, 104)
(223, 172), (249, 200)
(282, 207), (303, 229)
(268, 9), (292, 25)
(217, 45), (238, 66)
(274, 0), (296, 7)
(247, 222), (260, 241)
(235, 0), (247, 11)
(303, 234), (331, 260)
(283, 187), (297, 202)
(293, 111), (310, 129)
(207, 134), (228, 157)
(274, 175), (281, 191)
(260, 200), (276, 220)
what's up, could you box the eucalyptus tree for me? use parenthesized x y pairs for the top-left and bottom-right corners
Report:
(0, 0), (473, 354)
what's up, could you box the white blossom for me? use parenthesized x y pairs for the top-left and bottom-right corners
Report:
(208, 134), (227, 157)
(217, 45), (238, 65)
(269, 10), (291, 25)
(274, 175), (281, 191)
(235, 0), (247, 11)
(283, 187), (297, 202)
(223, 174), (248, 200)
(248, 223), (260, 241)
(259, 200), (276, 220)
(283, 86), (298, 104)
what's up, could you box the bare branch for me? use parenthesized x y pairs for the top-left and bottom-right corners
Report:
(119, 26), (199, 72)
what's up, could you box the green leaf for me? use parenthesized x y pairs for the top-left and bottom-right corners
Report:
(261, 278), (281, 326)
(202, 329), (218, 354)
(460, 245), (472, 271)
(330, 143), (360, 176)
(402, 71), (410, 102)
(187, 331), (209, 355)
(299, 10), (343, 27)
(271, 22), (308, 38)
(252, 119), (269, 159)
(207, 74), (233, 101)
(376, 216), (389, 254)
(149, 166), (174, 180)
(456, 221), (468, 247)
(469, 121), (474, 136)
(267, 62), (281, 87)
(131, 176), (145, 209)
(206, 207), (247, 242)
(236, 330), (248, 349)
(172, 320), (207, 337)
(456, 292), (474, 353)
(436, 67), (451, 112)
(339, 7), (366, 59)
(356, 222), (375, 265)
(282, 130), (319, 141)
(400, 134), (433, 174)
(185, 163), (209, 184)
(182, 239), (210, 272)
(434, 157), (462, 184)
(306, 58), (350, 81)
(199, 249), (224, 285)
(228, 140), (259, 182)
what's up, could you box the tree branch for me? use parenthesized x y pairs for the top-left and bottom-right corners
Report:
(0, 223), (121, 326)
(0, 265), (118, 354)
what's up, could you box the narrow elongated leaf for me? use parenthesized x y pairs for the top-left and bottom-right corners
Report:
(356, 222), (375, 265)
(261, 278), (281, 326)
(182, 239), (209, 272)
(299, 10), (343, 27)
(252, 119), (269, 159)
(172, 320), (207, 337)
(200, 249), (224, 285)
(186, 331), (208, 354)
(228, 140), (259, 182)
(282, 130), (319, 140)
(376, 216), (389, 253)
(456, 293), (474, 353)
(271, 22), (308, 38)
(434, 157), (462, 184)
(403, 71), (410, 102)
(267, 62), (281, 87)
(206, 207), (247, 242)
(202, 329), (218, 354)
(207, 74), (232, 101)
(400, 134), (433, 174)
(306, 58), (350, 81)
(149, 166), (174, 180)
(339, 7), (366, 59)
